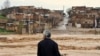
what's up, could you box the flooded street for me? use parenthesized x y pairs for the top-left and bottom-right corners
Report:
(55, 16), (69, 30)
(0, 35), (100, 56)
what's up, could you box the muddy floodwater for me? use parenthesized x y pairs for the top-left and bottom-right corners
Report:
(0, 34), (100, 56)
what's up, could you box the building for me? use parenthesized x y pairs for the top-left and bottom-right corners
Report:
(0, 6), (64, 34)
(68, 6), (100, 28)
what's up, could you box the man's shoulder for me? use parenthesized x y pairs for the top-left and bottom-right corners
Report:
(52, 40), (58, 45)
(38, 40), (44, 45)
(48, 39), (58, 46)
(38, 39), (58, 45)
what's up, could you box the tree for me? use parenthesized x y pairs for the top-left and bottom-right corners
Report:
(67, 8), (72, 18)
(3, 0), (10, 9)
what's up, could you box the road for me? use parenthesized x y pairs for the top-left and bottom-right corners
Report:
(54, 16), (69, 30)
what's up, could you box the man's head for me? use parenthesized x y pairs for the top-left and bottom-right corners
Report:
(43, 30), (51, 39)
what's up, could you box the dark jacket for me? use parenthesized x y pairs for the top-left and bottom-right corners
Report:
(37, 38), (61, 56)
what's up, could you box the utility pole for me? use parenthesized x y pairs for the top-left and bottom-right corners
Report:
(28, 8), (32, 34)
(25, 14), (30, 34)
(39, 13), (41, 31)
(63, 5), (64, 14)
(39, 7), (42, 32)
(95, 17), (97, 35)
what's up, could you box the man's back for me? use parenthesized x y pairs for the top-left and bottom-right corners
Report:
(37, 38), (61, 56)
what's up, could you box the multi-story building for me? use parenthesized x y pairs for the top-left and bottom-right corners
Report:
(68, 6), (100, 28)
(0, 6), (64, 34)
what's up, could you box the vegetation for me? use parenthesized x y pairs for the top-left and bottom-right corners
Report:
(0, 14), (7, 19)
(0, 28), (15, 34)
(67, 9), (72, 18)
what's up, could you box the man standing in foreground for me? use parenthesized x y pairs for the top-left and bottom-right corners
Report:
(37, 30), (61, 56)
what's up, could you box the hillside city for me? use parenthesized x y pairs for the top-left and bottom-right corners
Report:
(0, 0), (100, 56)
(0, 0), (100, 35)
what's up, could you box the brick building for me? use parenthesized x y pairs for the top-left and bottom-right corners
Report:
(68, 6), (100, 28)
(1, 6), (64, 34)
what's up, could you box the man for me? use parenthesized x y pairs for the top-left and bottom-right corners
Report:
(37, 30), (61, 56)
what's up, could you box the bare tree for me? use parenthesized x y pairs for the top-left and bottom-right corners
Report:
(3, 0), (10, 9)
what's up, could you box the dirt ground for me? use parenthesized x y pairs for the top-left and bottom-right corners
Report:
(0, 34), (100, 56)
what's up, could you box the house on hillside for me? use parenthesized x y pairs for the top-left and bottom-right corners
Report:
(68, 6), (100, 28)
(0, 19), (7, 29)
(1, 6), (64, 34)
